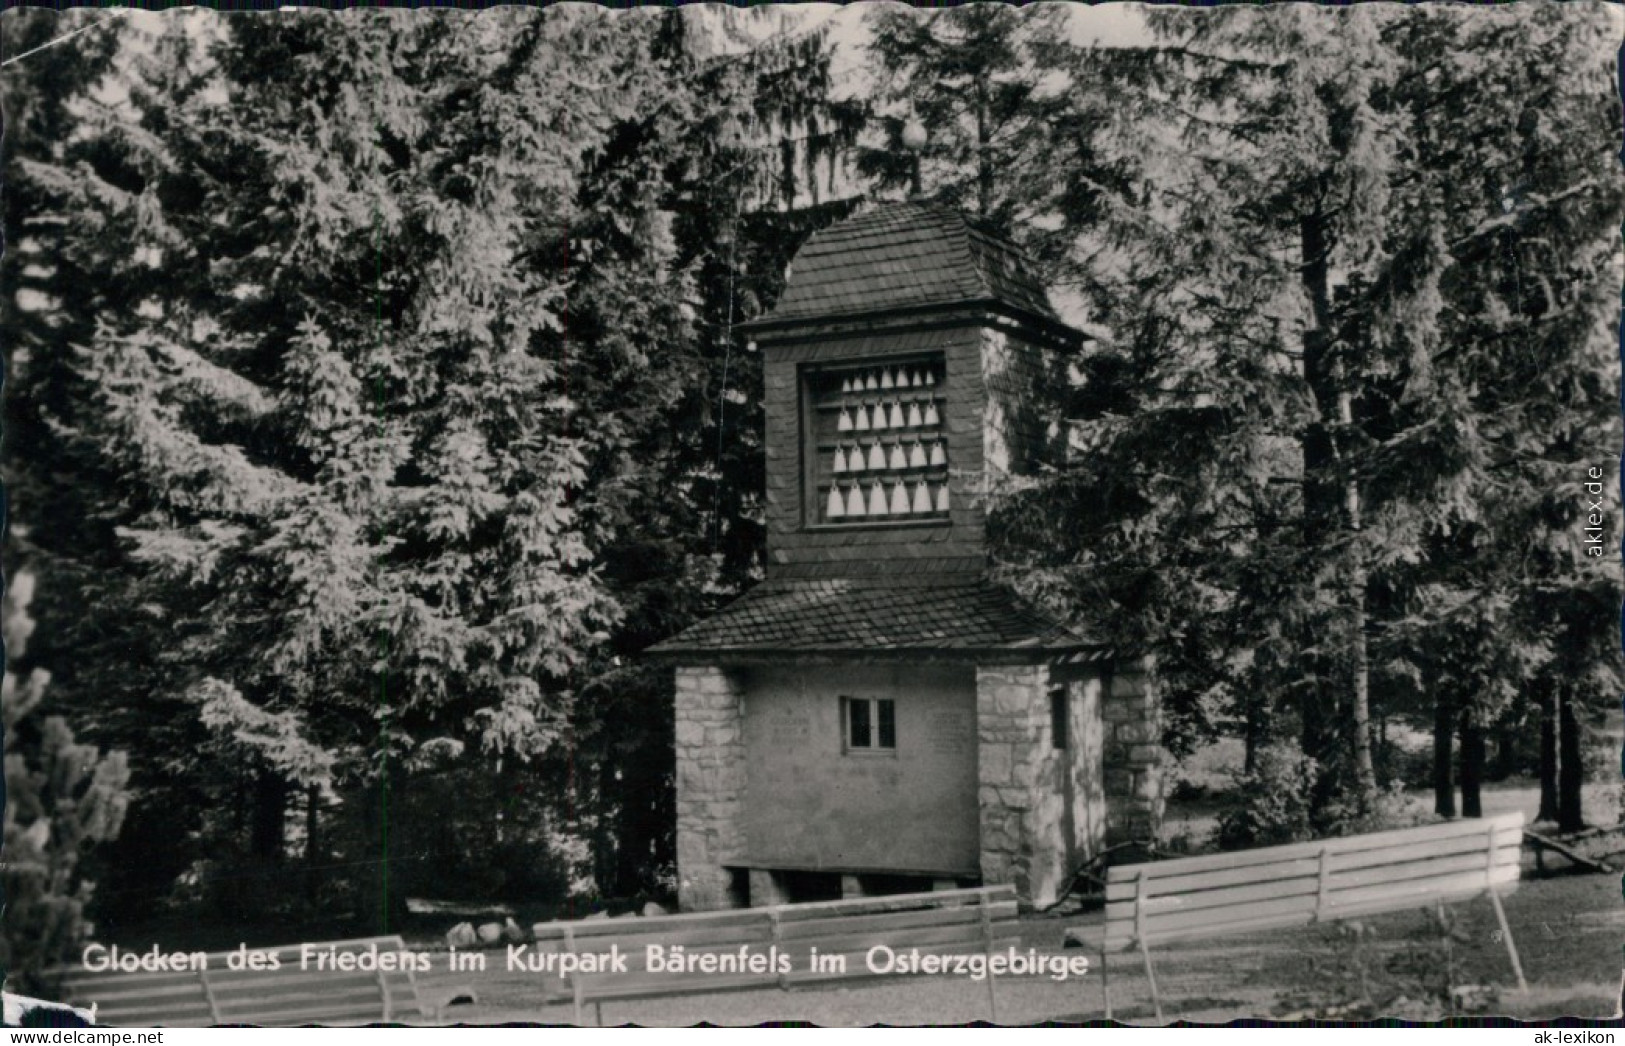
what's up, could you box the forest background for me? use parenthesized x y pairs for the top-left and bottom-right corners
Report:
(1, 3), (1620, 992)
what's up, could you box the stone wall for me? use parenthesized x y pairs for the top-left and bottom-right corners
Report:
(973, 664), (1052, 904)
(675, 659), (1158, 911)
(981, 327), (1067, 484)
(976, 664), (1110, 907)
(742, 664), (980, 877)
(674, 665), (746, 912)
(1102, 658), (1164, 854)
(1063, 673), (1107, 881)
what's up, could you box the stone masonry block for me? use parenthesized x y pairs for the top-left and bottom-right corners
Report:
(1110, 673), (1149, 699)
(1114, 721), (1157, 745)
(980, 742), (1014, 784)
(1127, 743), (1162, 764)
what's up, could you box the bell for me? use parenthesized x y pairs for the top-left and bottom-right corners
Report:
(827, 485), (846, 519)
(867, 481), (888, 517)
(911, 480), (932, 514)
(924, 369), (937, 387)
(906, 402), (923, 428)
(881, 368), (895, 390)
(833, 446), (848, 473)
(935, 483), (950, 513)
(929, 441), (946, 467)
(841, 376), (853, 394)
(888, 442), (907, 471)
(846, 483), (867, 517)
(838, 408), (853, 433)
(889, 481), (910, 515)
(855, 405), (871, 432)
(909, 440), (927, 469)
(864, 371), (878, 392)
(923, 401), (940, 427)
(867, 442), (886, 472)
(888, 402), (905, 429)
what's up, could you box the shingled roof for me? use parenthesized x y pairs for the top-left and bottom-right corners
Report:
(748, 201), (1062, 329)
(646, 577), (1100, 660)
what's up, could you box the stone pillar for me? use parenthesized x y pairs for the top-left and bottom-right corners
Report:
(675, 665), (746, 911)
(975, 663), (1050, 904)
(1102, 658), (1163, 854)
(749, 869), (788, 907)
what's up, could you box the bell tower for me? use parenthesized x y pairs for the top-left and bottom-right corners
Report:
(652, 201), (1164, 911)
(749, 201), (1080, 580)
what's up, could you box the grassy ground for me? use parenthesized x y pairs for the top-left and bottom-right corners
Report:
(417, 867), (1621, 1026)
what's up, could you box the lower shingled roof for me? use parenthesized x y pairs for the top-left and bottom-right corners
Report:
(645, 576), (1101, 658)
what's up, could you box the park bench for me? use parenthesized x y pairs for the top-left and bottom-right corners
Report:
(52, 934), (468, 1027)
(528, 885), (1021, 1026)
(1068, 811), (1527, 1021)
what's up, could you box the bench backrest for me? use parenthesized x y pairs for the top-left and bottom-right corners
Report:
(1103, 812), (1524, 951)
(529, 885), (1020, 1003)
(54, 935), (429, 1027)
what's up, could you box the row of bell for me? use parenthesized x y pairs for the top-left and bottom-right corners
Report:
(833, 440), (946, 473)
(841, 367), (936, 394)
(838, 401), (940, 432)
(827, 480), (950, 519)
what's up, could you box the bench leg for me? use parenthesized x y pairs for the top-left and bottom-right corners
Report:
(1101, 948), (1111, 1022)
(1488, 889), (1529, 993)
(1140, 941), (1164, 1023)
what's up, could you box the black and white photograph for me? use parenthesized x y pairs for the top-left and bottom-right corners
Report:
(1, 1), (1622, 1027)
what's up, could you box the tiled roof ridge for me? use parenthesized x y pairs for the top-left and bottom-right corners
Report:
(646, 573), (1101, 656)
(756, 198), (1061, 327)
(831, 200), (1048, 295)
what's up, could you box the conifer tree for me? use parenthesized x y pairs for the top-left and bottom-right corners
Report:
(992, 4), (1622, 823)
(9, 7), (863, 913)
(2, 571), (130, 994)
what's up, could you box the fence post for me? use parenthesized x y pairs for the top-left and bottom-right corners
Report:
(979, 892), (998, 1023)
(1314, 844), (1331, 922)
(1135, 869), (1163, 1022)
(770, 907), (788, 991)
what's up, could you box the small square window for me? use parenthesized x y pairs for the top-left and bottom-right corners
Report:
(843, 696), (896, 752)
(1050, 686), (1068, 750)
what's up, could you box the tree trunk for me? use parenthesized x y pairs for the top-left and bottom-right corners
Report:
(305, 784), (321, 908)
(1538, 683), (1559, 822)
(356, 770), (410, 933)
(1433, 693), (1455, 818)
(974, 84), (994, 219)
(1347, 573), (1376, 805)
(250, 772), (288, 862)
(1299, 209), (1336, 780)
(1557, 685), (1586, 832)
(1299, 204), (1373, 808)
(1458, 707), (1484, 818)
(1244, 697), (1267, 776)
(1492, 721), (1518, 781)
